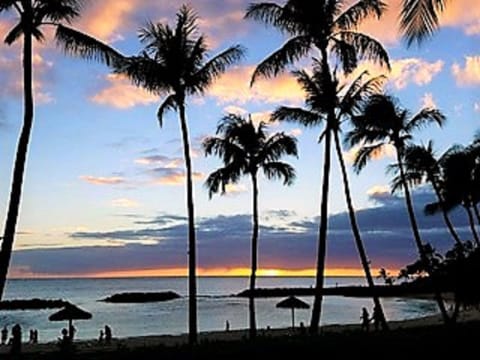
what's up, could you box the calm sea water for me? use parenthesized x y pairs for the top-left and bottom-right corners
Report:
(0, 277), (437, 343)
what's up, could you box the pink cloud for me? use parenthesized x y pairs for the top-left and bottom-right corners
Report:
(91, 74), (158, 109)
(208, 65), (304, 105)
(80, 175), (125, 185)
(153, 171), (204, 186)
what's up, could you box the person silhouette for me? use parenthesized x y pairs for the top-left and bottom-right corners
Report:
(1, 325), (7, 345)
(360, 307), (370, 332)
(225, 320), (230, 332)
(104, 325), (112, 344)
(99, 329), (104, 343)
(10, 324), (21, 355)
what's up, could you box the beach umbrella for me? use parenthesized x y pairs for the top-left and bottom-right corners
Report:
(276, 296), (310, 328)
(49, 304), (92, 338)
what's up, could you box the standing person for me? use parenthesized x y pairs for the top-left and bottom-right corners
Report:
(69, 324), (76, 340)
(33, 329), (38, 344)
(360, 307), (370, 332)
(10, 324), (21, 355)
(225, 320), (230, 332)
(104, 325), (112, 344)
(1, 325), (7, 345)
(98, 329), (104, 343)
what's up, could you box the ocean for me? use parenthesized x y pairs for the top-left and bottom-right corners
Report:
(0, 277), (438, 343)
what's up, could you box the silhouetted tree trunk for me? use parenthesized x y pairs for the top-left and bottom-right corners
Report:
(430, 180), (462, 246)
(178, 101), (197, 345)
(397, 152), (450, 324)
(249, 172), (259, 338)
(473, 203), (480, 227)
(334, 131), (388, 331)
(309, 125), (332, 334)
(0, 4), (33, 300)
(464, 205), (480, 246)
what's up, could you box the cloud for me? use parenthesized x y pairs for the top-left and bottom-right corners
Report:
(80, 175), (125, 185)
(135, 155), (183, 167)
(421, 93), (437, 108)
(223, 105), (248, 116)
(11, 188), (477, 276)
(91, 74), (158, 109)
(452, 56), (480, 86)
(150, 168), (204, 186)
(343, 144), (396, 165)
(224, 184), (248, 196)
(111, 198), (140, 208)
(0, 51), (54, 103)
(207, 65), (304, 105)
(288, 128), (302, 137)
(475, 102), (480, 112)
(389, 59), (444, 89)
(439, 0), (480, 36)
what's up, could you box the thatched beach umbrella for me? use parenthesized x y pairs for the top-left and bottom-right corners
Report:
(49, 304), (92, 338)
(276, 296), (310, 328)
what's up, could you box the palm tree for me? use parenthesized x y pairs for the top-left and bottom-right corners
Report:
(0, 0), (87, 300)
(400, 0), (447, 46)
(272, 64), (389, 331)
(56, 5), (245, 344)
(433, 146), (480, 246)
(203, 114), (297, 338)
(346, 94), (451, 323)
(246, 0), (390, 333)
(390, 142), (463, 246)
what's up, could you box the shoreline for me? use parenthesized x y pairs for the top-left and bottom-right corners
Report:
(2, 308), (478, 356)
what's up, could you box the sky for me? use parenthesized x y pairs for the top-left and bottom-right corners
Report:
(0, 0), (479, 278)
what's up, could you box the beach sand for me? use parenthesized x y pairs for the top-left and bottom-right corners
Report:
(1, 308), (478, 357)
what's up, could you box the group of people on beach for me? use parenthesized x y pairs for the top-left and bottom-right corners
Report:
(99, 325), (112, 344)
(360, 306), (382, 332)
(1, 324), (23, 355)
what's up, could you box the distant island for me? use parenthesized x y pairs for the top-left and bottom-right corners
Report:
(101, 291), (181, 303)
(0, 299), (69, 310)
(236, 282), (440, 298)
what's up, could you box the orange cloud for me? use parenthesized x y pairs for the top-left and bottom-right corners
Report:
(367, 185), (391, 197)
(225, 183), (248, 196)
(78, 0), (139, 42)
(80, 175), (125, 185)
(208, 65), (304, 105)
(111, 198), (140, 208)
(420, 92), (436, 108)
(343, 144), (396, 165)
(452, 56), (480, 86)
(91, 74), (158, 109)
(153, 171), (203, 186)
(439, 0), (480, 35)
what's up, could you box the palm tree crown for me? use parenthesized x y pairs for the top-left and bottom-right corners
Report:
(245, 0), (390, 83)
(346, 94), (446, 173)
(204, 114), (297, 194)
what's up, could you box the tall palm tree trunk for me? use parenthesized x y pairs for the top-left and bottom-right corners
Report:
(464, 205), (480, 246)
(249, 173), (259, 338)
(431, 181), (462, 246)
(333, 131), (388, 330)
(397, 153), (450, 323)
(309, 127), (332, 334)
(0, 12), (33, 300)
(178, 102), (197, 345)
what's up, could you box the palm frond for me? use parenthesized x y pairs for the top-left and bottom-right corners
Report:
(400, 0), (446, 47)
(330, 37), (357, 74)
(4, 23), (23, 45)
(335, 31), (390, 70)
(157, 94), (177, 127)
(261, 132), (298, 162)
(405, 108), (446, 132)
(262, 161), (296, 185)
(0, 1), (16, 12)
(56, 24), (124, 66)
(271, 106), (322, 127)
(245, 3), (285, 28)
(36, 0), (85, 24)
(188, 45), (245, 95)
(352, 142), (386, 173)
(339, 72), (386, 115)
(335, 0), (386, 30)
(250, 35), (312, 85)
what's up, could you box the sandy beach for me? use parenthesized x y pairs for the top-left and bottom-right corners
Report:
(1, 308), (478, 357)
